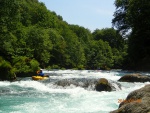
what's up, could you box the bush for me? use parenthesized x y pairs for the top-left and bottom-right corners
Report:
(12, 56), (40, 77)
(50, 65), (60, 69)
(0, 56), (15, 80)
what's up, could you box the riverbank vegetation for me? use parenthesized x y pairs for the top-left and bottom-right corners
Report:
(112, 0), (150, 70)
(0, 0), (149, 80)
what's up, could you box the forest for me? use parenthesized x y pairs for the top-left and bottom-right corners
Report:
(0, 0), (149, 80)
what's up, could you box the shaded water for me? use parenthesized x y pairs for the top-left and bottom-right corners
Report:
(0, 70), (149, 113)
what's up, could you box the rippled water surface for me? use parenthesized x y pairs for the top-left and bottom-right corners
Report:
(0, 70), (149, 113)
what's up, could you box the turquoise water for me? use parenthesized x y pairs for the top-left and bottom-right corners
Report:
(0, 70), (149, 113)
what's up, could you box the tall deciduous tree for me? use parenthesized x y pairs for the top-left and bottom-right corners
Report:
(87, 40), (113, 69)
(26, 26), (52, 66)
(127, 0), (150, 70)
(112, 0), (130, 35)
(113, 0), (150, 70)
(92, 28), (125, 49)
(92, 28), (127, 68)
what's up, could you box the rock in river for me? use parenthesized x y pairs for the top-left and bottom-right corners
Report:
(110, 84), (150, 113)
(118, 73), (150, 82)
(95, 78), (112, 92)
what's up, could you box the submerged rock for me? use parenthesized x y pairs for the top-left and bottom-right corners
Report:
(54, 78), (97, 90)
(110, 84), (150, 113)
(53, 78), (121, 91)
(118, 73), (150, 82)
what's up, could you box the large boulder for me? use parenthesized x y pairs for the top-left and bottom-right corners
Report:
(110, 84), (150, 113)
(95, 78), (112, 92)
(118, 73), (150, 82)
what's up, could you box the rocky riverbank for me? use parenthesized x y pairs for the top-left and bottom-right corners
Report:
(110, 84), (150, 113)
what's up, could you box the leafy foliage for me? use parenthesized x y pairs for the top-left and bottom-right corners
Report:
(113, 0), (150, 70)
(92, 28), (127, 68)
(0, 56), (15, 80)
(12, 56), (39, 73)
(112, 0), (130, 35)
(87, 40), (114, 69)
(0, 0), (127, 80)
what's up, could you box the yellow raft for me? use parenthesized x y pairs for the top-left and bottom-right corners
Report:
(32, 76), (49, 80)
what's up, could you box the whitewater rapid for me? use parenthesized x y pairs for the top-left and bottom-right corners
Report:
(0, 70), (149, 113)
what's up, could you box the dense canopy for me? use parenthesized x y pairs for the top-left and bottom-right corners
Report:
(113, 0), (150, 70)
(0, 0), (129, 80)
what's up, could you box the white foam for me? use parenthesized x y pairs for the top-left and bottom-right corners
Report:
(0, 81), (11, 86)
(1, 70), (150, 113)
(46, 70), (121, 82)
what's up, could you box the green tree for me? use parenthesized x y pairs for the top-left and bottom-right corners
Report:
(87, 40), (113, 69)
(48, 29), (67, 68)
(61, 27), (86, 68)
(92, 28), (127, 68)
(92, 28), (125, 49)
(0, 56), (15, 80)
(127, 0), (150, 70)
(0, 0), (21, 60)
(69, 25), (92, 44)
(69, 25), (93, 68)
(12, 56), (39, 77)
(112, 0), (130, 35)
(26, 26), (53, 67)
(113, 0), (150, 70)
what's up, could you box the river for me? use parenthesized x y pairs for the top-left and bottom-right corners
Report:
(0, 70), (149, 113)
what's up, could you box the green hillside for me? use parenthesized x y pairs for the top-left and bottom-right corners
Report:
(0, 0), (127, 80)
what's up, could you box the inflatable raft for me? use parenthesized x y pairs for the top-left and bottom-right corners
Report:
(32, 76), (49, 80)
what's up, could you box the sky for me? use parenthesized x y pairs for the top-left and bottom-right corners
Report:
(39, 0), (116, 32)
